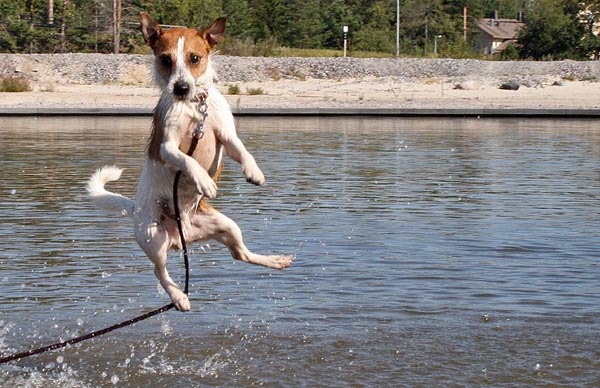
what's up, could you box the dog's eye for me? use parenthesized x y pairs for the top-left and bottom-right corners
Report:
(159, 54), (172, 67)
(190, 54), (200, 64)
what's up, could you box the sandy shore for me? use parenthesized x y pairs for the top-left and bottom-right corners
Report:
(2, 78), (600, 112)
(1, 54), (600, 112)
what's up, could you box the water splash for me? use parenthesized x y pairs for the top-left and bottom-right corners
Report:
(0, 320), (16, 354)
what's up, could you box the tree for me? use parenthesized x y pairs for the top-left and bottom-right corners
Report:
(579, 1), (600, 59)
(353, 0), (395, 52)
(320, 0), (359, 49)
(259, 0), (324, 48)
(222, 0), (253, 39)
(518, 0), (586, 60)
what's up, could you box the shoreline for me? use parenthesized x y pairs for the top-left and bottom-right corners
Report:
(2, 106), (600, 118)
(2, 54), (600, 116)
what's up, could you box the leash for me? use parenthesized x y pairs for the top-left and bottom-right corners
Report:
(173, 93), (208, 295)
(0, 94), (209, 365)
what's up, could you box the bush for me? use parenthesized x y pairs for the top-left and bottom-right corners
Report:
(0, 76), (32, 92)
(221, 36), (282, 57)
(246, 87), (265, 95)
(227, 84), (241, 95)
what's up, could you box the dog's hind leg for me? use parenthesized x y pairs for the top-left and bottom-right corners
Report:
(135, 222), (191, 311)
(190, 207), (293, 269)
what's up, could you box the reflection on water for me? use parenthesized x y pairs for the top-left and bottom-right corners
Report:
(1, 116), (599, 386)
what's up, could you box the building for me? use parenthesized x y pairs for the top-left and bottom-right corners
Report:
(476, 17), (524, 55)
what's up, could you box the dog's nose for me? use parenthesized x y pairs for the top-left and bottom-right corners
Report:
(173, 80), (190, 98)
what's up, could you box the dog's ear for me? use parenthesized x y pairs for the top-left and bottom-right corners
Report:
(140, 12), (163, 48)
(201, 17), (226, 48)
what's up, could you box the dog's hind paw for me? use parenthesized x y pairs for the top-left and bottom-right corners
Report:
(248, 254), (294, 269)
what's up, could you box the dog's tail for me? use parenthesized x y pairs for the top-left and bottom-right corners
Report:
(86, 166), (135, 217)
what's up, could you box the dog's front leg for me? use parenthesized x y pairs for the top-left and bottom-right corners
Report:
(160, 140), (217, 198)
(215, 111), (266, 186)
(225, 136), (265, 186)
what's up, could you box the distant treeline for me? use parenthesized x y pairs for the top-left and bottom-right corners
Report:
(1, 0), (599, 59)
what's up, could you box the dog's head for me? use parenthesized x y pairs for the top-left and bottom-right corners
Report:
(140, 12), (225, 100)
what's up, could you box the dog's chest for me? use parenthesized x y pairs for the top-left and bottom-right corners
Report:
(178, 119), (221, 174)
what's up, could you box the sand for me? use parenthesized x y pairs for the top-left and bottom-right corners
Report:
(2, 53), (600, 112)
(1, 77), (600, 112)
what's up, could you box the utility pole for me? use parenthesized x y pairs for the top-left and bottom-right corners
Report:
(113, 0), (122, 54)
(94, 1), (99, 52)
(60, 0), (67, 52)
(48, 0), (54, 25)
(396, 0), (400, 57)
(463, 7), (468, 42)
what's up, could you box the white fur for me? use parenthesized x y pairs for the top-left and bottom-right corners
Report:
(86, 166), (135, 216)
(87, 20), (292, 312)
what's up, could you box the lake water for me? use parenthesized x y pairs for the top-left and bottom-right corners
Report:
(0, 116), (599, 387)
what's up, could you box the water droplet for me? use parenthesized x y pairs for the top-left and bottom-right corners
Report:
(111, 374), (119, 385)
(9, 189), (16, 195)
(56, 355), (64, 364)
(101, 271), (111, 278)
(161, 319), (173, 335)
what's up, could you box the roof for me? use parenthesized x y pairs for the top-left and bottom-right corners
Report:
(477, 18), (524, 40)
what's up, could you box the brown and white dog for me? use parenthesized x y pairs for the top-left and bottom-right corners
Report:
(86, 13), (292, 311)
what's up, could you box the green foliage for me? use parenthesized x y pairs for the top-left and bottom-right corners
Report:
(500, 44), (519, 60)
(0, 0), (598, 60)
(0, 76), (32, 92)
(517, 0), (582, 60)
(227, 84), (241, 95)
(220, 36), (281, 57)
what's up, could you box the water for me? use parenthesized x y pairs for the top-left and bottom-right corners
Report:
(0, 116), (599, 387)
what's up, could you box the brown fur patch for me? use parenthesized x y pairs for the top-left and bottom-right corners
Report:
(151, 28), (212, 80)
(147, 107), (164, 161)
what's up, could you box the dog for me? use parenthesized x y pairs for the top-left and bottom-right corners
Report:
(86, 12), (293, 312)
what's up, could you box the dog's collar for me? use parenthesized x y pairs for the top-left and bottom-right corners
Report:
(192, 92), (209, 142)
(191, 92), (208, 104)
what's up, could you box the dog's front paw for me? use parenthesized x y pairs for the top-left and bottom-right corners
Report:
(169, 289), (191, 312)
(190, 166), (218, 198)
(195, 177), (218, 199)
(243, 164), (266, 186)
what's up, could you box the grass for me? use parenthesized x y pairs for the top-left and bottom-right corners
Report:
(226, 84), (265, 96)
(246, 87), (265, 95)
(227, 84), (241, 95)
(277, 47), (395, 58)
(0, 76), (32, 92)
